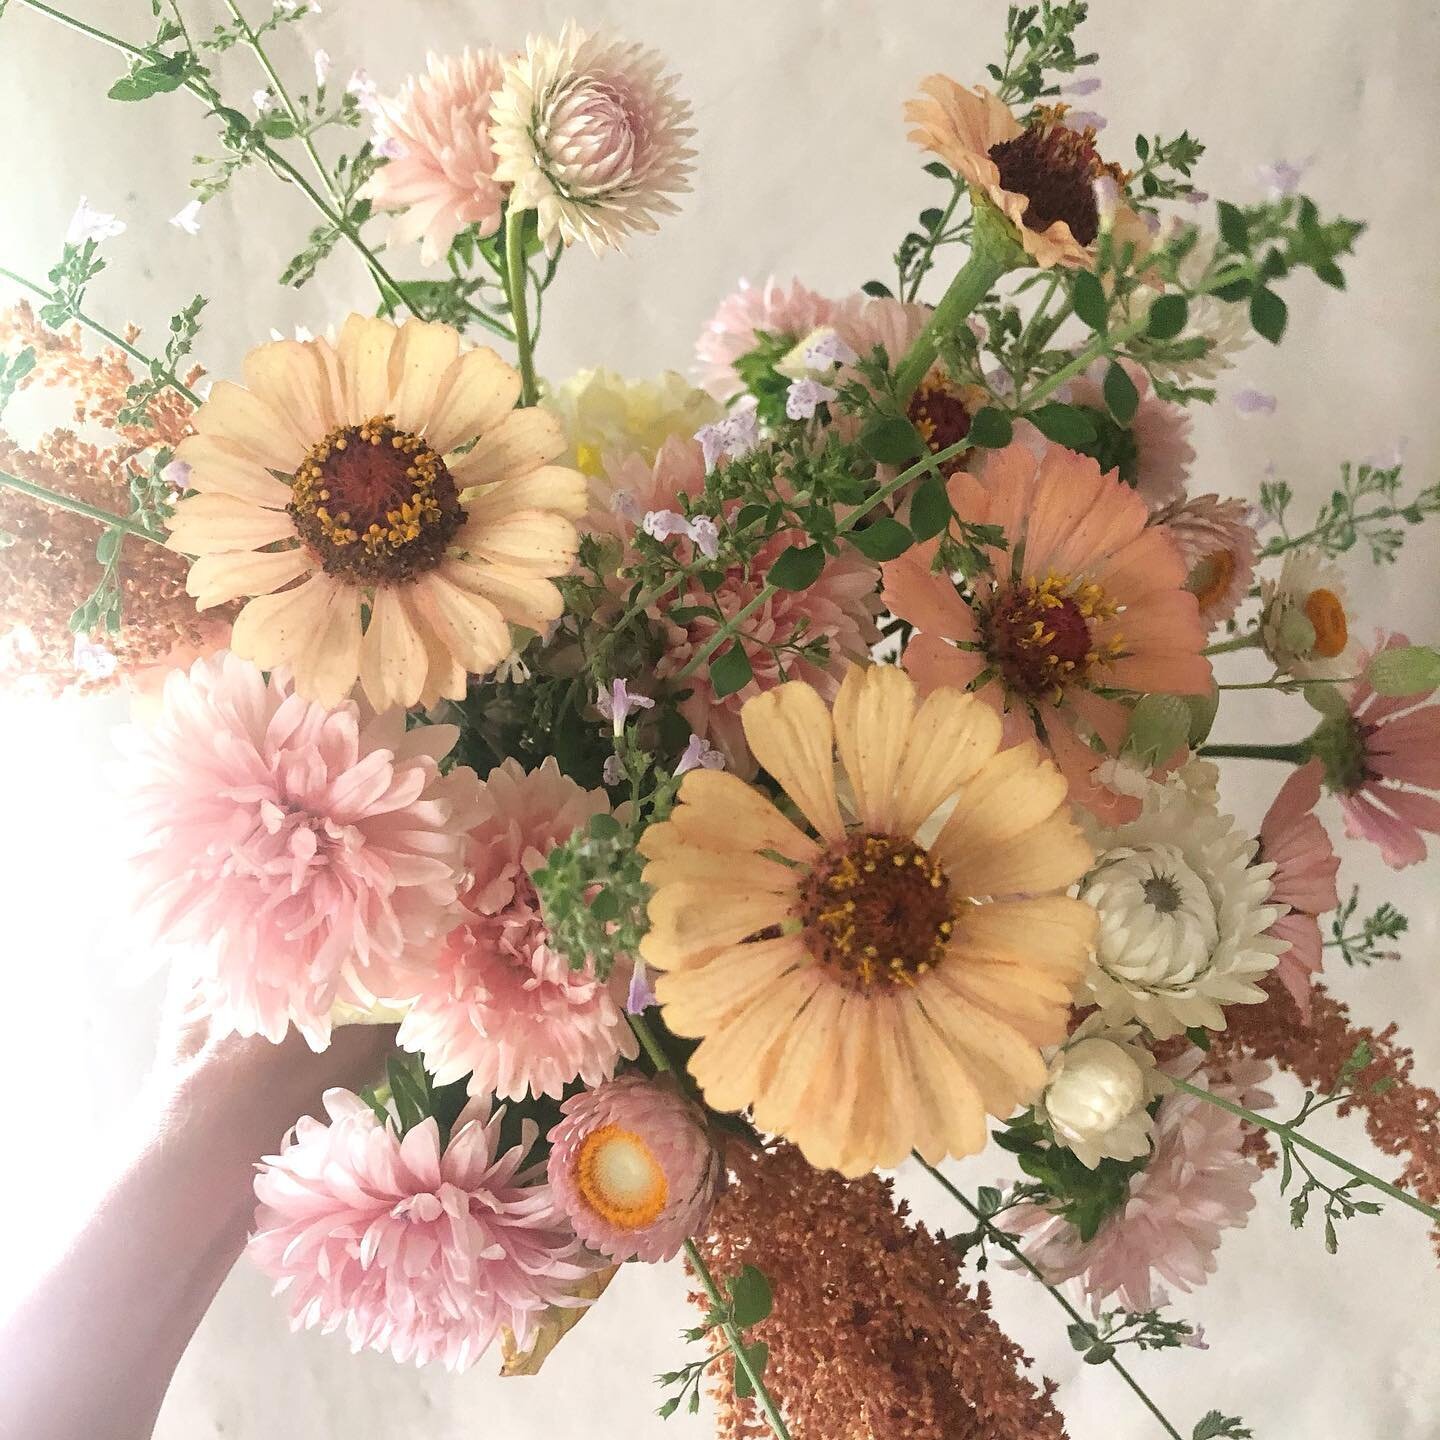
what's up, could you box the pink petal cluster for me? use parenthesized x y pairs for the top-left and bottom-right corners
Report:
(1003, 1050), (1272, 1311)
(365, 50), (508, 266)
(547, 1075), (720, 1262)
(1154, 492), (1259, 631)
(694, 277), (861, 401)
(393, 758), (638, 1099)
(249, 1090), (589, 1371)
(118, 652), (479, 1048)
(1257, 760), (1341, 1020)
(1332, 633), (1440, 868)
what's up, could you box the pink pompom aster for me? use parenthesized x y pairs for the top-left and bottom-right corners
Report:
(118, 652), (479, 1048)
(547, 1075), (720, 1262)
(393, 758), (638, 1100)
(249, 1090), (589, 1371)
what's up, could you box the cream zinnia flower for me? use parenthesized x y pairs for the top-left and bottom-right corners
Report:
(639, 664), (1097, 1177)
(544, 368), (720, 476)
(1259, 547), (1355, 679)
(491, 25), (694, 255)
(167, 316), (584, 711)
(1080, 772), (1285, 1037)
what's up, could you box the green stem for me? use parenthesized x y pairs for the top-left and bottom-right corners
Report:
(1203, 630), (1261, 657)
(0, 265), (204, 408)
(913, 1154), (1184, 1440)
(14, 0), (144, 56)
(503, 208), (537, 405)
(1218, 677), (1359, 693)
(1198, 742), (1310, 763)
(1170, 1078), (1440, 1225)
(627, 1012), (671, 1072)
(683, 1239), (793, 1440)
(0, 468), (166, 542)
(903, 180), (967, 304)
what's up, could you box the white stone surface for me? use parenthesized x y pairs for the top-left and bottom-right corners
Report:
(1, 1), (1438, 1436)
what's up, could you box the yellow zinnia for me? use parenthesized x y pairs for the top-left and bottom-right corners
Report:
(639, 664), (1097, 1177)
(167, 315), (585, 710)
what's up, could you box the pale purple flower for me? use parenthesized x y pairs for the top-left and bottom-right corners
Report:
(253, 88), (276, 114)
(696, 407), (759, 472)
(785, 377), (838, 421)
(602, 753), (625, 786)
(313, 49), (332, 87)
(347, 68), (382, 118)
(374, 135), (405, 161)
(642, 509), (693, 543)
(1234, 388), (1277, 416)
(687, 514), (719, 561)
(804, 330), (858, 369)
(1256, 157), (1311, 200)
(1063, 76), (1103, 96)
(72, 634), (117, 680)
(66, 197), (125, 246)
(1180, 189), (1210, 207)
(611, 490), (641, 523)
(596, 679), (655, 735)
(625, 962), (657, 1014)
(1062, 110), (1107, 133)
(169, 200), (203, 236)
(162, 459), (192, 494)
(1183, 1325), (1209, 1350)
(1364, 437), (1408, 469)
(675, 733), (725, 776)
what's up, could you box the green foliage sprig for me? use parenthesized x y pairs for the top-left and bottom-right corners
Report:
(657, 1265), (773, 1419)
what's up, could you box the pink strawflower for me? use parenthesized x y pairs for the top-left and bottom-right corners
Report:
(118, 652), (479, 1048)
(1320, 632), (1440, 868)
(364, 50), (508, 266)
(1063, 358), (1195, 513)
(249, 1089), (589, 1370)
(1003, 1050), (1271, 1311)
(1153, 492), (1259, 631)
(393, 759), (638, 1100)
(695, 277), (860, 401)
(1257, 760), (1340, 1021)
(547, 1075), (720, 1262)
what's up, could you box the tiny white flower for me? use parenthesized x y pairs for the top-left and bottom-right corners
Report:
(253, 88), (275, 114)
(785, 377), (838, 421)
(66, 196), (125, 245)
(602, 753), (625, 786)
(72, 633), (118, 680)
(687, 514), (719, 561)
(1258, 547), (1355, 680)
(313, 48), (332, 87)
(696, 407), (759, 472)
(170, 200), (203, 236)
(674, 734), (724, 776)
(642, 509), (692, 543)
(161, 459), (192, 493)
(347, 68), (382, 118)
(1255, 156), (1311, 200)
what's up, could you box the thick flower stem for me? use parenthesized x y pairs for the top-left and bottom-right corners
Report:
(913, 1154), (1185, 1440)
(1203, 630), (1262, 657)
(503, 208), (538, 407)
(1170, 1079), (1440, 1225)
(0, 468), (166, 543)
(1197, 742), (1311, 764)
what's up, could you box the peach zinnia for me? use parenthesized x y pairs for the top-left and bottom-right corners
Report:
(639, 664), (1096, 1177)
(168, 316), (584, 710)
(883, 442), (1211, 819)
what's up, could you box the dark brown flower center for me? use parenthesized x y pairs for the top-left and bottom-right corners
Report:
(289, 414), (464, 584)
(987, 107), (1123, 247)
(799, 832), (954, 990)
(907, 378), (973, 466)
(982, 573), (1121, 702)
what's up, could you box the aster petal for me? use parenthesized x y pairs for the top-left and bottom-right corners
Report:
(936, 808), (1092, 898)
(458, 511), (579, 575)
(388, 318), (462, 435)
(243, 338), (339, 442)
(358, 583), (429, 712)
(194, 379), (307, 472)
(640, 882), (791, 971)
(740, 681), (844, 844)
(231, 573), (362, 706)
(900, 1002), (989, 1160)
(891, 686), (1005, 836)
(449, 408), (566, 488)
(933, 742), (1068, 854)
(427, 346), (523, 455)
(901, 631), (987, 696)
(186, 546), (313, 609)
(408, 571), (512, 678)
(176, 433), (295, 509)
(167, 492), (299, 555)
(338, 314), (400, 422)
(654, 936), (806, 1037)
(459, 465), (589, 524)
(644, 770), (819, 864)
(832, 664), (915, 832)
(882, 548), (979, 642)
(437, 557), (564, 634)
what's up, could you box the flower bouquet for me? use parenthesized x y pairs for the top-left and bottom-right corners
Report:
(4, 2), (1440, 1436)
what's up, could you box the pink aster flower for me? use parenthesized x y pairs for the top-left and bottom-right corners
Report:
(546, 1075), (720, 1262)
(1318, 632), (1440, 868)
(1062, 358), (1195, 512)
(392, 759), (637, 1099)
(1153, 493), (1259, 631)
(1257, 760), (1340, 1020)
(365, 50), (508, 266)
(694, 277), (860, 401)
(118, 652), (478, 1048)
(1003, 1050), (1271, 1311)
(249, 1089), (589, 1370)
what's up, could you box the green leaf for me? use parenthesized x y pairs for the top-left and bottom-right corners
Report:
(1134, 133), (1150, 160)
(732, 1341), (770, 1400)
(966, 406), (1013, 449)
(1209, 278), (1253, 304)
(709, 643), (754, 700)
(923, 160), (952, 179)
(1185, 1025), (1213, 1051)
(733, 502), (768, 531)
(848, 517), (913, 562)
(727, 1265), (773, 1328)
(1303, 680), (1349, 720)
(588, 812), (622, 840)
(95, 528), (123, 565)
(1146, 293), (1189, 340)
(859, 415), (923, 465)
(919, 207), (945, 232)
(1026, 403), (1097, 448)
(769, 543), (827, 592)
(1216, 200), (1250, 253)
(1102, 362), (1139, 424)
(861, 279), (894, 299)
(1184, 687), (1220, 747)
(1366, 644), (1440, 696)
(107, 57), (189, 102)
(1072, 270), (1108, 331)
(589, 888), (620, 922)
(1124, 692), (1191, 765)
(908, 476), (952, 541)
(1083, 1342), (1117, 1365)
(1249, 287), (1288, 344)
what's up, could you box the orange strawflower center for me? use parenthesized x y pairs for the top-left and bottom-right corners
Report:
(987, 106), (1125, 247)
(982, 573), (1122, 702)
(575, 1124), (669, 1229)
(907, 377), (973, 462)
(289, 414), (463, 584)
(1187, 549), (1236, 611)
(1303, 587), (1349, 658)
(800, 832), (954, 990)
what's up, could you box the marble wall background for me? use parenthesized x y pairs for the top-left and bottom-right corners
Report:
(1, 1), (1437, 1435)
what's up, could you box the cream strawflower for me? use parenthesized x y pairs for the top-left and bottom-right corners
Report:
(544, 368), (720, 477)
(491, 25), (694, 255)
(1259, 547), (1356, 679)
(1080, 771), (1285, 1037)
(1041, 1013), (1167, 1169)
(167, 316), (585, 711)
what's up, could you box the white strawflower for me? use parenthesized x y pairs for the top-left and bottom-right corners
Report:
(1080, 775), (1285, 1038)
(544, 368), (719, 476)
(1258, 547), (1355, 680)
(1042, 1014), (1168, 1169)
(491, 25), (694, 255)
